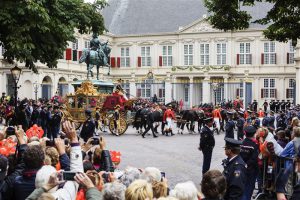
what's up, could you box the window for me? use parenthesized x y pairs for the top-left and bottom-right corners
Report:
(263, 41), (276, 64)
(184, 84), (189, 102)
(200, 44), (209, 65)
(288, 41), (295, 64)
(239, 43), (251, 64)
(217, 43), (226, 65)
(184, 44), (193, 65)
(262, 78), (276, 98)
(137, 79), (152, 98)
(84, 41), (90, 49)
(121, 47), (130, 67)
(141, 46), (151, 66)
(162, 46), (172, 66)
(72, 39), (78, 50)
(121, 80), (130, 99)
(237, 82), (244, 98)
(287, 79), (295, 99)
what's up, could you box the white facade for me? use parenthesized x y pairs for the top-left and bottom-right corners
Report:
(0, 18), (297, 108)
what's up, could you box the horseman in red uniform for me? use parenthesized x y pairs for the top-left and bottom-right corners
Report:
(112, 84), (128, 105)
(233, 96), (244, 110)
(163, 105), (176, 136)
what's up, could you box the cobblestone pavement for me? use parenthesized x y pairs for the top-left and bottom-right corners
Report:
(103, 126), (227, 189)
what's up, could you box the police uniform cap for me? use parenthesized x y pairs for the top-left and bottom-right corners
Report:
(85, 109), (92, 115)
(203, 117), (213, 123)
(244, 126), (257, 137)
(224, 137), (242, 149)
(227, 111), (234, 115)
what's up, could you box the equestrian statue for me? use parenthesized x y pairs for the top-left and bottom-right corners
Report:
(79, 33), (111, 80)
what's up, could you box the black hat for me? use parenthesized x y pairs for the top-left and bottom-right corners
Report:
(0, 155), (8, 181)
(247, 110), (253, 113)
(85, 109), (92, 115)
(287, 100), (290, 102)
(203, 117), (213, 123)
(53, 105), (59, 110)
(238, 111), (244, 116)
(244, 126), (257, 137)
(224, 137), (242, 149)
(227, 111), (234, 115)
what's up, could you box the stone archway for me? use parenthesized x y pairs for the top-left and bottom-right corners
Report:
(41, 76), (52, 100)
(58, 77), (68, 97)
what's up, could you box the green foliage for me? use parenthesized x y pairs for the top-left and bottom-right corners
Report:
(0, 0), (107, 72)
(204, 0), (300, 45)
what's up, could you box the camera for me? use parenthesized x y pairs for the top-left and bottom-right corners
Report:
(6, 126), (16, 136)
(102, 173), (110, 183)
(46, 140), (55, 147)
(61, 171), (77, 181)
(91, 137), (100, 145)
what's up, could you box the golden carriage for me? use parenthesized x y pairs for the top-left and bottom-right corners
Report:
(63, 80), (133, 135)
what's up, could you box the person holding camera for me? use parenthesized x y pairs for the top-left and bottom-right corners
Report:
(199, 117), (215, 175)
(80, 110), (96, 142)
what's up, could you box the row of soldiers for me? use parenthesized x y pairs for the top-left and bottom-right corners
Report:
(251, 99), (292, 112)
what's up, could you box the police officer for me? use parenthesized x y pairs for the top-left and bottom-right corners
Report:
(142, 106), (158, 138)
(286, 99), (291, 110)
(252, 100), (258, 112)
(240, 126), (259, 200)
(281, 100), (286, 112)
(17, 102), (29, 131)
(199, 117), (215, 175)
(30, 103), (40, 126)
(236, 111), (245, 140)
(222, 137), (246, 200)
(80, 109), (96, 142)
(225, 111), (235, 139)
(263, 100), (268, 112)
(269, 99), (275, 112)
(275, 100), (281, 113)
(50, 105), (61, 139)
(268, 111), (275, 129)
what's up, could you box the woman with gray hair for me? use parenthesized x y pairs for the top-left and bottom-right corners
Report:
(140, 167), (161, 183)
(103, 182), (126, 200)
(169, 181), (198, 200)
(119, 167), (141, 187)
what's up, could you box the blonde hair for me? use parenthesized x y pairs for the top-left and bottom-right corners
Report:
(152, 181), (168, 198)
(293, 126), (300, 138)
(45, 147), (59, 167)
(125, 180), (153, 200)
(292, 117), (299, 127)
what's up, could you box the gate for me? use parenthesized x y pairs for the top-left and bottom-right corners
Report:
(136, 78), (165, 103)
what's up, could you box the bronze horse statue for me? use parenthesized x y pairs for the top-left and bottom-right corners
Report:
(79, 33), (111, 80)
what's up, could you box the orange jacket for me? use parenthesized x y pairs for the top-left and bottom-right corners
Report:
(258, 110), (264, 118)
(163, 109), (176, 121)
(212, 109), (222, 119)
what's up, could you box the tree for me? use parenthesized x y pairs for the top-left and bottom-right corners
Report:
(0, 0), (107, 72)
(204, 0), (300, 46)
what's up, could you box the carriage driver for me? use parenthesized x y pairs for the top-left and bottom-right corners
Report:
(113, 105), (121, 136)
(163, 105), (176, 136)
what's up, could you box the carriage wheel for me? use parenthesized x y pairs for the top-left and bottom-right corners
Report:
(108, 117), (128, 136)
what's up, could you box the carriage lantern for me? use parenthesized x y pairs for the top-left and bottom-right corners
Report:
(211, 82), (221, 106)
(10, 65), (22, 107)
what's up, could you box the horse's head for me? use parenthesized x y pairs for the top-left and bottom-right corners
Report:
(79, 49), (89, 63)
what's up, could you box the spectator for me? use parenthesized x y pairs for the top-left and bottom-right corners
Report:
(119, 167), (141, 187)
(45, 147), (59, 168)
(125, 179), (153, 200)
(276, 130), (288, 148)
(280, 127), (300, 158)
(141, 167), (161, 183)
(152, 180), (168, 198)
(102, 182), (126, 200)
(201, 170), (226, 200)
(169, 181), (198, 200)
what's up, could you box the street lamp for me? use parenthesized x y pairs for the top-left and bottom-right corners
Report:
(211, 82), (220, 106)
(10, 65), (22, 107)
(33, 81), (39, 101)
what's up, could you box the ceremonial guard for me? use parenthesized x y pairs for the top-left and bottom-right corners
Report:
(286, 99), (291, 110)
(95, 107), (101, 130)
(280, 100), (286, 112)
(80, 109), (96, 142)
(30, 103), (40, 126)
(40, 105), (47, 135)
(113, 105), (120, 136)
(252, 100), (258, 112)
(212, 105), (222, 135)
(17, 102), (29, 131)
(46, 105), (53, 138)
(263, 100), (268, 112)
(269, 99), (275, 112)
(236, 111), (245, 140)
(50, 105), (61, 139)
(199, 117), (215, 175)
(225, 111), (235, 139)
(258, 108), (265, 127)
(240, 126), (259, 200)
(275, 100), (281, 113)
(163, 105), (176, 136)
(222, 138), (246, 200)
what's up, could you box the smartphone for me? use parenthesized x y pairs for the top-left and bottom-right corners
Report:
(46, 140), (55, 147)
(91, 137), (100, 145)
(161, 172), (166, 180)
(62, 171), (76, 181)
(6, 126), (16, 136)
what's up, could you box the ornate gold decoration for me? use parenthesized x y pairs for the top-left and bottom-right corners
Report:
(75, 81), (99, 96)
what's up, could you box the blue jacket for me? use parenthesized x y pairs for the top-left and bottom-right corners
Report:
(13, 169), (39, 200)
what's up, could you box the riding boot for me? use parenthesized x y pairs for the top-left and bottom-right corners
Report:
(141, 132), (146, 138)
(171, 130), (174, 136)
(153, 133), (158, 138)
(165, 130), (169, 136)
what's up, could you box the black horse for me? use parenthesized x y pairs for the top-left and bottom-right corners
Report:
(133, 108), (164, 134)
(177, 109), (205, 134)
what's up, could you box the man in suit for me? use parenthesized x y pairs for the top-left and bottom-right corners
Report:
(80, 109), (96, 142)
(199, 117), (215, 175)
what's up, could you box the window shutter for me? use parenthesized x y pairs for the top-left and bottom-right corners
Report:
(72, 50), (77, 61)
(137, 89), (141, 97)
(66, 48), (72, 60)
(78, 51), (82, 60)
(159, 89), (162, 98)
(236, 88), (240, 97)
(117, 57), (121, 68)
(261, 89), (264, 98)
(137, 56), (141, 67)
(249, 54), (252, 65)
(275, 89), (277, 99)
(275, 53), (277, 64)
(236, 54), (240, 65)
(110, 57), (116, 68)
(261, 53), (264, 65)
(159, 56), (162, 66)
(287, 53), (290, 64)
(286, 89), (289, 98)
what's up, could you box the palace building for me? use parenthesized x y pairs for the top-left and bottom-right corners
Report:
(0, 0), (299, 108)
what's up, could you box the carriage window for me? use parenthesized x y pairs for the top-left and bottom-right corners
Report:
(68, 97), (75, 108)
(88, 97), (97, 108)
(77, 96), (85, 108)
